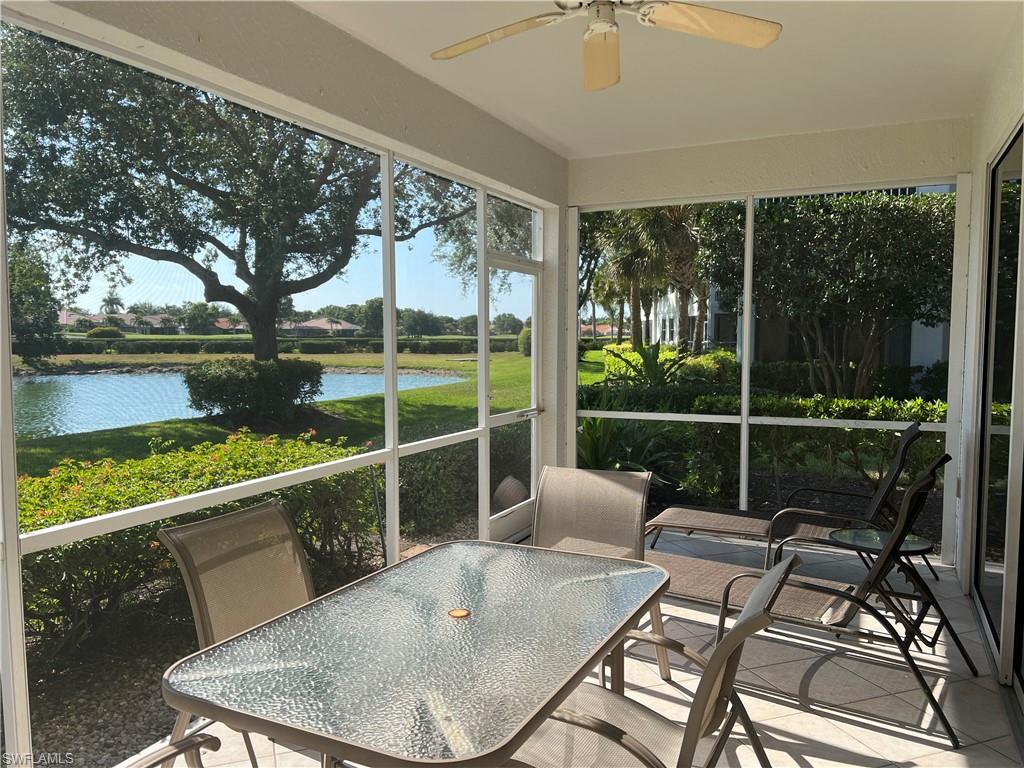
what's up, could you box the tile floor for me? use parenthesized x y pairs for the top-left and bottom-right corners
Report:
(146, 534), (1023, 767)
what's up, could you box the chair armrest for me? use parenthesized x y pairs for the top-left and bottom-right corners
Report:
(772, 533), (870, 564)
(766, 508), (869, 551)
(625, 629), (710, 669)
(786, 486), (872, 506)
(548, 708), (669, 768)
(717, 572), (766, 641)
(123, 734), (221, 768)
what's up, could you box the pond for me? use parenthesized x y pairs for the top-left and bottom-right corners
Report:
(13, 370), (464, 439)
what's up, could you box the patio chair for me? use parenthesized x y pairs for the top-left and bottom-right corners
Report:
(533, 466), (673, 684)
(646, 422), (932, 571)
(645, 454), (972, 750)
(124, 734), (221, 768)
(509, 555), (802, 768)
(159, 499), (315, 768)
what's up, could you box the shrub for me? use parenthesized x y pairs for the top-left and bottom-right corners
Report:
(111, 339), (203, 354)
(298, 339), (358, 354)
(85, 326), (124, 339)
(61, 338), (108, 354)
(489, 338), (517, 353)
(518, 327), (531, 356)
(19, 431), (381, 652)
(184, 357), (324, 422)
(201, 339), (254, 354)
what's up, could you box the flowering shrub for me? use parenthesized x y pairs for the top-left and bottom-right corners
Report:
(20, 430), (379, 653)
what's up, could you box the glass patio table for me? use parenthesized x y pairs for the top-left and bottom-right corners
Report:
(163, 540), (668, 767)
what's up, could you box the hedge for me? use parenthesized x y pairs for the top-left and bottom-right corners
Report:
(397, 421), (531, 536)
(111, 339), (204, 354)
(296, 338), (519, 355)
(61, 338), (109, 355)
(200, 339), (254, 354)
(19, 431), (380, 652)
(85, 326), (124, 339)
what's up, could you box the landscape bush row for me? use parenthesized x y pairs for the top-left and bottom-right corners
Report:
(598, 344), (949, 401)
(53, 336), (520, 356)
(20, 431), (378, 653)
(21, 421), (533, 654)
(577, 406), (954, 513)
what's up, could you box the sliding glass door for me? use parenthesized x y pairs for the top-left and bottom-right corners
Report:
(975, 128), (1022, 652)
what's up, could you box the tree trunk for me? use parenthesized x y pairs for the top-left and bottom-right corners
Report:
(616, 300), (625, 344)
(678, 292), (691, 351)
(629, 279), (643, 350)
(590, 299), (598, 340)
(250, 311), (280, 361)
(691, 292), (708, 355)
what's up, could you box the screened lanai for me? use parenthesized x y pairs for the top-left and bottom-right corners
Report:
(0, 2), (1022, 767)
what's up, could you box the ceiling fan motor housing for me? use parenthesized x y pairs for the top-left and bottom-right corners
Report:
(585, 2), (619, 39)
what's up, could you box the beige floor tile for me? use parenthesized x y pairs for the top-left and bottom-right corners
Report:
(814, 693), (968, 762)
(982, 735), (1023, 763)
(749, 654), (892, 707)
(831, 651), (943, 695)
(752, 711), (891, 767)
(894, 679), (1012, 745)
(273, 748), (321, 767)
(737, 631), (837, 670)
(896, 741), (1019, 767)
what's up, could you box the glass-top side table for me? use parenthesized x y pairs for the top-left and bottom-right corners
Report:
(828, 527), (934, 556)
(163, 540), (667, 766)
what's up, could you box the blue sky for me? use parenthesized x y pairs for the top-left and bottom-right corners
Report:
(75, 230), (533, 321)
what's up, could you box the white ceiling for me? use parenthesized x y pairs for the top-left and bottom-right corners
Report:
(300, 1), (1020, 160)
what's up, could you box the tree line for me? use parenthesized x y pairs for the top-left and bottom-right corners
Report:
(579, 191), (955, 398)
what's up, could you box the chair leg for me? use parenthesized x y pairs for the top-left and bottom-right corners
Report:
(649, 526), (663, 549)
(860, 602), (960, 749)
(242, 732), (260, 768)
(649, 603), (672, 682)
(899, 558), (979, 676)
(704, 707), (739, 768)
(733, 696), (772, 768)
(919, 553), (941, 582)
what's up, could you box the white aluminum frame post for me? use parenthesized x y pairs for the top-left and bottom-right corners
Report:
(0, 95), (33, 759)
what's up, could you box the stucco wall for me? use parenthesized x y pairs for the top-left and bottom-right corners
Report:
(569, 117), (971, 207)
(3, 0), (568, 208)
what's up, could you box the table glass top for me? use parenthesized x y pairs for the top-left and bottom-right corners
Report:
(829, 527), (933, 553)
(165, 541), (666, 762)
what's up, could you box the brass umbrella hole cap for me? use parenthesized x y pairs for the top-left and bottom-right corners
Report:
(448, 608), (471, 619)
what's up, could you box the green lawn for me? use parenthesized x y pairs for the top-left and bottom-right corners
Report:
(578, 350), (607, 386)
(15, 352), (532, 476)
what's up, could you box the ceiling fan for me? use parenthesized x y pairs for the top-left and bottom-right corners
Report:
(431, 1), (782, 92)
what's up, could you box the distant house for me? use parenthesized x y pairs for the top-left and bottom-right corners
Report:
(579, 322), (616, 338)
(211, 317), (248, 334)
(279, 317), (361, 338)
(58, 309), (181, 334)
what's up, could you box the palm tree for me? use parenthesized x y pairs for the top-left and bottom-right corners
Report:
(100, 291), (124, 315)
(591, 263), (627, 343)
(600, 209), (672, 350)
(601, 206), (710, 353)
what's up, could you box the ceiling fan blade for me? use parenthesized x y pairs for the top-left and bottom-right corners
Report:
(637, 1), (781, 48)
(431, 12), (567, 60)
(583, 27), (620, 92)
